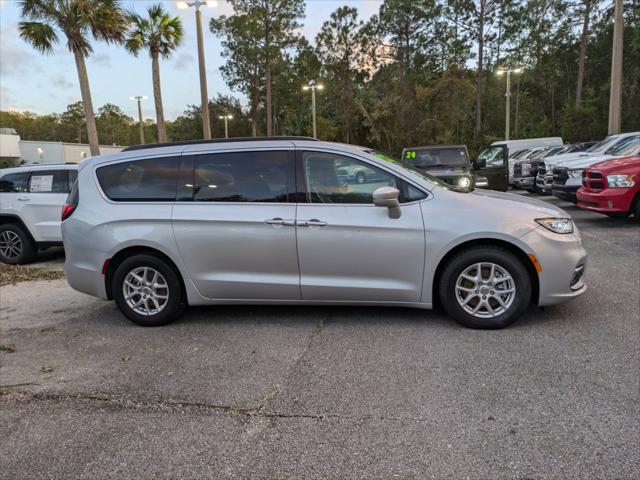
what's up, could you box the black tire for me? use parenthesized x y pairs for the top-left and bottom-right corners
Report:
(633, 196), (640, 221)
(0, 223), (37, 265)
(438, 246), (532, 329)
(112, 254), (185, 326)
(356, 172), (366, 184)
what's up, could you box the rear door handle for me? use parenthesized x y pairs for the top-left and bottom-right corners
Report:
(17, 197), (30, 201)
(297, 219), (328, 227)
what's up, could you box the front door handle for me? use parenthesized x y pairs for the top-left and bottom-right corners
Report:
(297, 219), (328, 227)
(265, 217), (295, 226)
(17, 197), (31, 201)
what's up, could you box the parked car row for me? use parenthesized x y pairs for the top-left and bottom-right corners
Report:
(0, 137), (588, 330)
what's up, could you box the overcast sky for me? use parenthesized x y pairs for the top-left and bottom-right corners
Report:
(0, 0), (382, 120)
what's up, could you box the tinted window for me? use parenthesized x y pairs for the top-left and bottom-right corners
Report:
(304, 152), (398, 204)
(0, 172), (29, 192)
(28, 170), (71, 193)
(97, 157), (179, 201)
(193, 151), (293, 202)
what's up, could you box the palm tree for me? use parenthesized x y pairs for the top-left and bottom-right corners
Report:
(125, 4), (183, 143)
(18, 0), (128, 156)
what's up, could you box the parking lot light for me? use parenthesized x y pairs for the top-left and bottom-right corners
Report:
(496, 67), (523, 140)
(302, 80), (324, 139)
(218, 114), (233, 139)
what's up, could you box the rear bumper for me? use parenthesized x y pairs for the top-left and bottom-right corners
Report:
(552, 184), (578, 202)
(576, 188), (634, 214)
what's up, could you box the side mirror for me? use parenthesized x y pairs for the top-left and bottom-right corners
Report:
(474, 158), (487, 169)
(373, 186), (401, 219)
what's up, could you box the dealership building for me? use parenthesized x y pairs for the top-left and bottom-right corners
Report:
(0, 128), (124, 165)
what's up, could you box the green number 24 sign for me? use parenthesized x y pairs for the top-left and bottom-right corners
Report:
(405, 151), (417, 159)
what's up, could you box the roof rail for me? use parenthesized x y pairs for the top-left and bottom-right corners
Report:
(122, 136), (318, 152)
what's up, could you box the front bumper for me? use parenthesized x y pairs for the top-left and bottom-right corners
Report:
(552, 184), (579, 202)
(577, 187), (634, 214)
(520, 226), (587, 306)
(536, 174), (552, 193)
(513, 176), (534, 189)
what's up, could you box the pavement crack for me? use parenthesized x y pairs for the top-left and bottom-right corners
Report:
(0, 389), (437, 423)
(252, 312), (329, 414)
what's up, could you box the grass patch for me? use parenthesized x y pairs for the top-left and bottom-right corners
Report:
(0, 263), (65, 287)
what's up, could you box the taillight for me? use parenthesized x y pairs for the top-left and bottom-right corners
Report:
(61, 203), (75, 221)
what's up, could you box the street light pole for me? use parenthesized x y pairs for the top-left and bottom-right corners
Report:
(608, 0), (623, 134)
(178, 1), (214, 139)
(218, 114), (232, 138)
(130, 95), (147, 144)
(302, 80), (324, 139)
(496, 68), (522, 141)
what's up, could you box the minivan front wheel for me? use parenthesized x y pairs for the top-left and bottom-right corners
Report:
(112, 254), (184, 326)
(439, 246), (531, 329)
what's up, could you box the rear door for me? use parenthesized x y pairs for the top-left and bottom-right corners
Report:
(295, 150), (426, 303)
(475, 145), (509, 191)
(171, 149), (301, 301)
(21, 169), (74, 241)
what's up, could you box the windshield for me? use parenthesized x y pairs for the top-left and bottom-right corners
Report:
(364, 149), (460, 190)
(586, 136), (613, 152)
(403, 147), (469, 169)
(608, 136), (640, 155)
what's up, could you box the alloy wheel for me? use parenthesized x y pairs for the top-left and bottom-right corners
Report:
(0, 231), (23, 260)
(455, 262), (516, 319)
(122, 266), (169, 316)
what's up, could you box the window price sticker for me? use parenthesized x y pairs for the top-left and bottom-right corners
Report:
(30, 175), (54, 192)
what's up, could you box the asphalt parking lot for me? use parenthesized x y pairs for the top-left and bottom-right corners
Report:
(1, 193), (638, 479)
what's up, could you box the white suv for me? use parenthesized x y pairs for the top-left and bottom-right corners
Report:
(0, 164), (78, 264)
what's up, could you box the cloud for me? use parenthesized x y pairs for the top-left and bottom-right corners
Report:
(91, 53), (111, 67)
(52, 75), (74, 89)
(173, 51), (195, 69)
(0, 39), (36, 76)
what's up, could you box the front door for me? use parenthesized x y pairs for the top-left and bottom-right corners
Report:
(172, 150), (301, 301)
(295, 150), (426, 303)
(476, 145), (509, 191)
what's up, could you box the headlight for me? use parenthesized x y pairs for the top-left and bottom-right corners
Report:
(568, 169), (582, 178)
(521, 163), (531, 175)
(535, 218), (574, 234)
(457, 176), (471, 188)
(607, 174), (635, 188)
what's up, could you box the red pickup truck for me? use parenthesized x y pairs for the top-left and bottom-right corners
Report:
(577, 155), (640, 219)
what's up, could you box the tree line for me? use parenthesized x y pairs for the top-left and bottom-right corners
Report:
(4, 0), (639, 160)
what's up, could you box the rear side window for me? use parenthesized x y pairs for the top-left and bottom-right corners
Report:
(97, 157), (179, 201)
(0, 172), (29, 192)
(193, 151), (293, 202)
(28, 170), (71, 193)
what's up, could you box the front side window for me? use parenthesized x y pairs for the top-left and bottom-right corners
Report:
(303, 152), (398, 204)
(193, 150), (293, 202)
(0, 172), (29, 192)
(28, 170), (71, 193)
(97, 157), (179, 201)
(478, 146), (506, 167)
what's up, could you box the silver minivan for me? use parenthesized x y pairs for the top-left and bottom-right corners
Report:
(62, 138), (587, 329)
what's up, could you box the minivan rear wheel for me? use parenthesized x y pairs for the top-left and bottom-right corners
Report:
(0, 224), (36, 265)
(439, 246), (531, 329)
(112, 254), (184, 326)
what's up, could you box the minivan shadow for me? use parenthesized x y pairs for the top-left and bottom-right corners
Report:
(176, 304), (455, 329)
